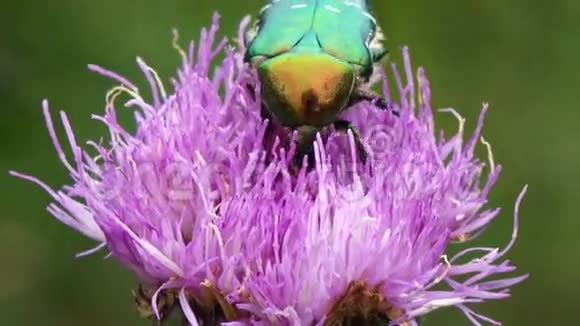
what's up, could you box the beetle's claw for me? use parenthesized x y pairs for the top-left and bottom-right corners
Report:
(373, 96), (389, 109)
(370, 96), (399, 117)
(355, 89), (399, 117)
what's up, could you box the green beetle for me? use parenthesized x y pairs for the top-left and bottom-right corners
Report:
(245, 0), (393, 164)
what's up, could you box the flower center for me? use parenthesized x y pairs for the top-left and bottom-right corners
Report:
(324, 280), (408, 326)
(133, 280), (241, 324)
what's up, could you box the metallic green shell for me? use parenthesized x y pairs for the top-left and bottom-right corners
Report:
(245, 0), (386, 77)
(313, 0), (377, 67)
(246, 1), (317, 59)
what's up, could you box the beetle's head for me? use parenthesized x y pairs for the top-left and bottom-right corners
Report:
(252, 52), (356, 127)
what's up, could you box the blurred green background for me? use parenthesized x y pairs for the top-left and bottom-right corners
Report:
(1, 0), (578, 325)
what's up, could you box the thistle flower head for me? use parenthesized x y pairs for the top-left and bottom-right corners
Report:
(221, 49), (527, 325)
(12, 14), (526, 325)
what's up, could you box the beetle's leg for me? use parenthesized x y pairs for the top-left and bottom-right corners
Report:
(292, 125), (319, 168)
(333, 119), (368, 164)
(353, 88), (400, 117)
(292, 148), (315, 168)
